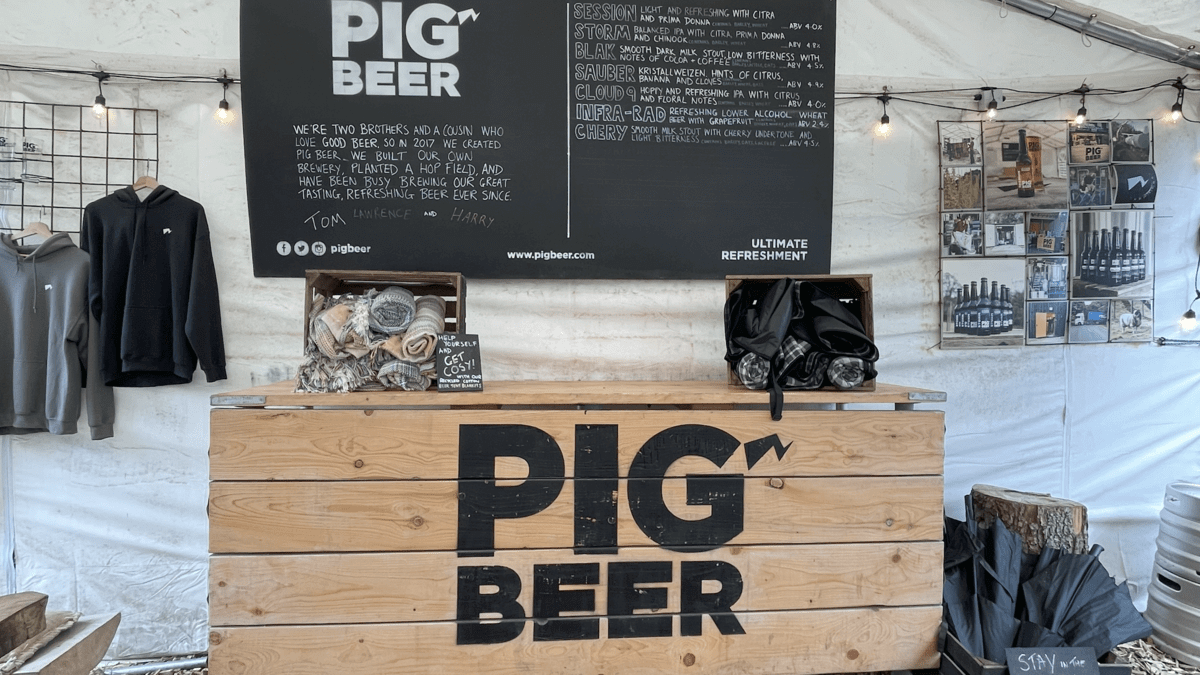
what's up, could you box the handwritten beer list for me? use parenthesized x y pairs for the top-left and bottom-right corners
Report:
(293, 121), (510, 217)
(571, 3), (831, 148)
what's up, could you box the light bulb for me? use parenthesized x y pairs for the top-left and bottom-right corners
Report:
(986, 100), (998, 119)
(1074, 106), (1087, 125)
(875, 114), (891, 138)
(1171, 102), (1183, 122)
(1183, 308), (1198, 332)
(218, 100), (229, 119)
(92, 95), (106, 117)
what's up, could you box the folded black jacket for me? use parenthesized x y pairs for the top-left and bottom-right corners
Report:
(81, 185), (227, 386)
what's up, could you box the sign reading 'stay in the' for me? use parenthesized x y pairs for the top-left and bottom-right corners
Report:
(455, 423), (793, 645)
(330, 1), (478, 96)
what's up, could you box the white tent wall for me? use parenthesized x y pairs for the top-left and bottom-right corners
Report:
(0, 0), (1197, 657)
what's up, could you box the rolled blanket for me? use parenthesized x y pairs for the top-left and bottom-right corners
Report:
(736, 352), (770, 389)
(827, 356), (875, 389)
(369, 286), (416, 335)
(311, 304), (352, 359)
(340, 294), (375, 358)
(782, 350), (832, 389)
(377, 359), (431, 391)
(396, 295), (446, 363)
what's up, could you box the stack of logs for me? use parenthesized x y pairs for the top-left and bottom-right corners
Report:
(0, 592), (119, 675)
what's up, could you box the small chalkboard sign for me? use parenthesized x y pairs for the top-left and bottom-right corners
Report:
(1006, 648), (1099, 675)
(436, 334), (483, 392)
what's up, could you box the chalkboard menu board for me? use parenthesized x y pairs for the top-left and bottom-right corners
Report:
(241, 0), (835, 278)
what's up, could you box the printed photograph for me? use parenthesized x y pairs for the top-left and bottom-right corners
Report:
(1027, 210), (1068, 254)
(983, 211), (1025, 256)
(939, 121), (983, 166)
(1114, 164), (1158, 205)
(1109, 299), (1152, 342)
(942, 166), (984, 210)
(1111, 120), (1153, 163)
(1068, 121), (1112, 164)
(1069, 300), (1110, 344)
(984, 121), (1069, 211)
(941, 257), (1026, 347)
(1069, 165), (1112, 208)
(1026, 257), (1069, 300)
(942, 212), (982, 256)
(1026, 300), (1069, 345)
(1070, 210), (1153, 299)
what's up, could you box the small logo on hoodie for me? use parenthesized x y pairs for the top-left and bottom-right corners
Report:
(44, 284), (53, 290)
(162, 228), (172, 234)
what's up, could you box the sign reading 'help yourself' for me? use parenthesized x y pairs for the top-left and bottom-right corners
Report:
(455, 424), (792, 644)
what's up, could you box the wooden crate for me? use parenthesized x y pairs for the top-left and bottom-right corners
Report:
(725, 275), (875, 391)
(208, 381), (944, 675)
(940, 631), (1131, 675)
(302, 270), (466, 345)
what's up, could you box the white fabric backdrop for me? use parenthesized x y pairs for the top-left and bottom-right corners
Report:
(0, 0), (1197, 656)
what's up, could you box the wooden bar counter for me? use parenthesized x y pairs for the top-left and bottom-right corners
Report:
(208, 381), (946, 675)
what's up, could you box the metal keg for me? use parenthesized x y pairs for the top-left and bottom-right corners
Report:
(1146, 482), (1200, 666)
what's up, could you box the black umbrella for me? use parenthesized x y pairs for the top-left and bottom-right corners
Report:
(944, 500), (1152, 665)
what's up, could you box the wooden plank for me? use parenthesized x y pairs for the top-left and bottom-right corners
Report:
(211, 409), (944, 480)
(210, 380), (947, 408)
(14, 612), (120, 675)
(209, 476), (943, 553)
(209, 542), (943, 625)
(209, 606), (941, 675)
(0, 592), (47, 656)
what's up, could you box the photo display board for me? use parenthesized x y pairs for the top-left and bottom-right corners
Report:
(937, 119), (1156, 348)
(241, 0), (835, 278)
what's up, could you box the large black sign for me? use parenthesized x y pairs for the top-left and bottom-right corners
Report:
(241, 0), (835, 278)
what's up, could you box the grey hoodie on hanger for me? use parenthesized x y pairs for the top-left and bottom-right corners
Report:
(0, 232), (114, 439)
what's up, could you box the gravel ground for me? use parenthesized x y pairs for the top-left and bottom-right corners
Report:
(1113, 639), (1200, 675)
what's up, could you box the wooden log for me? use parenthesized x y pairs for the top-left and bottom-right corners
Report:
(970, 484), (1088, 554)
(0, 593), (48, 657)
(13, 612), (120, 675)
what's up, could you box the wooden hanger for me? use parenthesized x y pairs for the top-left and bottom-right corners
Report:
(131, 175), (159, 191)
(12, 220), (52, 241)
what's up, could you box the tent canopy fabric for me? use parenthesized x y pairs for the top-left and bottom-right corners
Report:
(0, 0), (1197, 657)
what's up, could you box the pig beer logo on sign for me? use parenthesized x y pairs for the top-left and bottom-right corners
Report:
(330, 0), (479, 96)
(455, 423), (794, 645)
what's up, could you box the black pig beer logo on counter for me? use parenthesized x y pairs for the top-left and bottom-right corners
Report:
(455, 423), (793, 645)
(331, 0), (479, 96)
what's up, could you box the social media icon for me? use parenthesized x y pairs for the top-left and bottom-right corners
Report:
(277, 241), (292, 255)
(294, 241), (310, 256)
(311, 242), (327, 256)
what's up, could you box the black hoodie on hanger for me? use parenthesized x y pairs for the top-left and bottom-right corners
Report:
(80, 185), (227, 387)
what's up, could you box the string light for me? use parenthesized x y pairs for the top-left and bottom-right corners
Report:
(215, 72), (235, 124)
(1170, 78), (1185, 123)
(987, 98), (998, 119)
(91, 71), (109, 117)
(1182, 257), (1200, 332)
(875, 92), (892, 138)
(1074, 84), (1089, 124)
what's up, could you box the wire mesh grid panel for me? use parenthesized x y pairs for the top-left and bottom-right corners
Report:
(0, 99), (158, 234)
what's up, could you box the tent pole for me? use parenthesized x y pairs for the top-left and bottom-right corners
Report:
(994, 0), (1200, 70)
